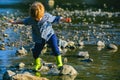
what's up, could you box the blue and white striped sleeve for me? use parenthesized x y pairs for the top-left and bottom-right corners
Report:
(46, 13), (62, 23)
(22, 17), (31, 25)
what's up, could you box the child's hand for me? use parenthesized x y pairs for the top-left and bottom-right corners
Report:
(9, 20), (23, 24)
(65, 18), (71, 23)
(61, 17), (72, 23)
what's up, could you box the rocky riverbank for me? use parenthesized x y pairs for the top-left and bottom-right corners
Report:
(0, 7), (119, 80)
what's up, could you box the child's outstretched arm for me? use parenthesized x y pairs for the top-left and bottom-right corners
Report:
(9, 19), (24, 24)
(3, 16), (24, 24)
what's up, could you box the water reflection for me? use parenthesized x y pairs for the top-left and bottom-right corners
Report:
(35, 72), (41, 77)
(0, 50), (16, 66)
(107, 49), (118, 53)
(0, 0), (22, 5)
(61, 75), (77, 80)
(97, 46), (104, 51)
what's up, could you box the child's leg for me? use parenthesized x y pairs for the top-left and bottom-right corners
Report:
(47, 34), (63, 68)
(32, 41), (45, 71)
(32, 42), (45, 59)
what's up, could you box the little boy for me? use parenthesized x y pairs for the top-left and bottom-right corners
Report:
(9, 1), (71, 71)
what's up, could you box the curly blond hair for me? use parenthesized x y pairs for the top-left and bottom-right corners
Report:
(29, 2), (45, 21)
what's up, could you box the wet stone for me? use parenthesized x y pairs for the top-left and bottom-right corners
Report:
(60, 65), (78, 75)
(18, 62), (25, 69)
(0, 43), (6, 50)
(77, 51), (89, 58)
(3, 70), (16, 80)
(97, 41), (105, 47)
(3, 70), (49, 80)
(48, 67), (60, 75)
(16, 47), (27, 56)
(107, 44), (118, 50)
(80, 58), (93, 62)
(3, 33), (9, 37)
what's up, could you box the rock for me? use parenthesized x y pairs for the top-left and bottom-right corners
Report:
(0, 46), (5, 50)
(78, 41), (84, 46)
(40, 66), (49, 71)
(48, 68), (60, 75)
(3, 70), (16, 80)
(58, 39), (76, 49)
(18, 62), (25, 69)
(107, 44), (118, 50)
(9, 62), (25, 70)
(77, 51), (89, 58)
(60, 65), (78, 75)
(0, 43), (6, 50)
(3, 70), (49, 80)
(97, 41), (105, 47)
(3, 33), (9, 37)
(16, 47), (27, 56)
(80, 58), (93, 62)
(67, 41), (76, 49)
(43, 62), (56, 69)
(12, 74), (48, 80)
(63, 57), (68, 64)
(58, 39), (68, 48)
(60, 48), (68, 54)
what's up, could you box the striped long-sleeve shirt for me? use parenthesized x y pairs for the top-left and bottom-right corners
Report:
(23, 13), (61, 43)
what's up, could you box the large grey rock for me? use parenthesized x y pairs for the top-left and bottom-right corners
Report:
(12, 74), (48, 80)
(3, 70), (49, 80)
(60, 65), (78, 75)
(47, 64), (78, 76)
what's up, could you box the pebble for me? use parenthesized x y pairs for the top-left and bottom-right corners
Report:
(16, 47), (27, 56)
(78, 51), (89, 58)
(107, 44), (118, 50)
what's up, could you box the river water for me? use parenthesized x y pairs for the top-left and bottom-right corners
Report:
(0, 0), (120, 80)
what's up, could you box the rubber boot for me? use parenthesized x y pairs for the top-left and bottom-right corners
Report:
(35, 72), (41, 77)
(56, 55), (63, 69)
(34, 58), (42, 71)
